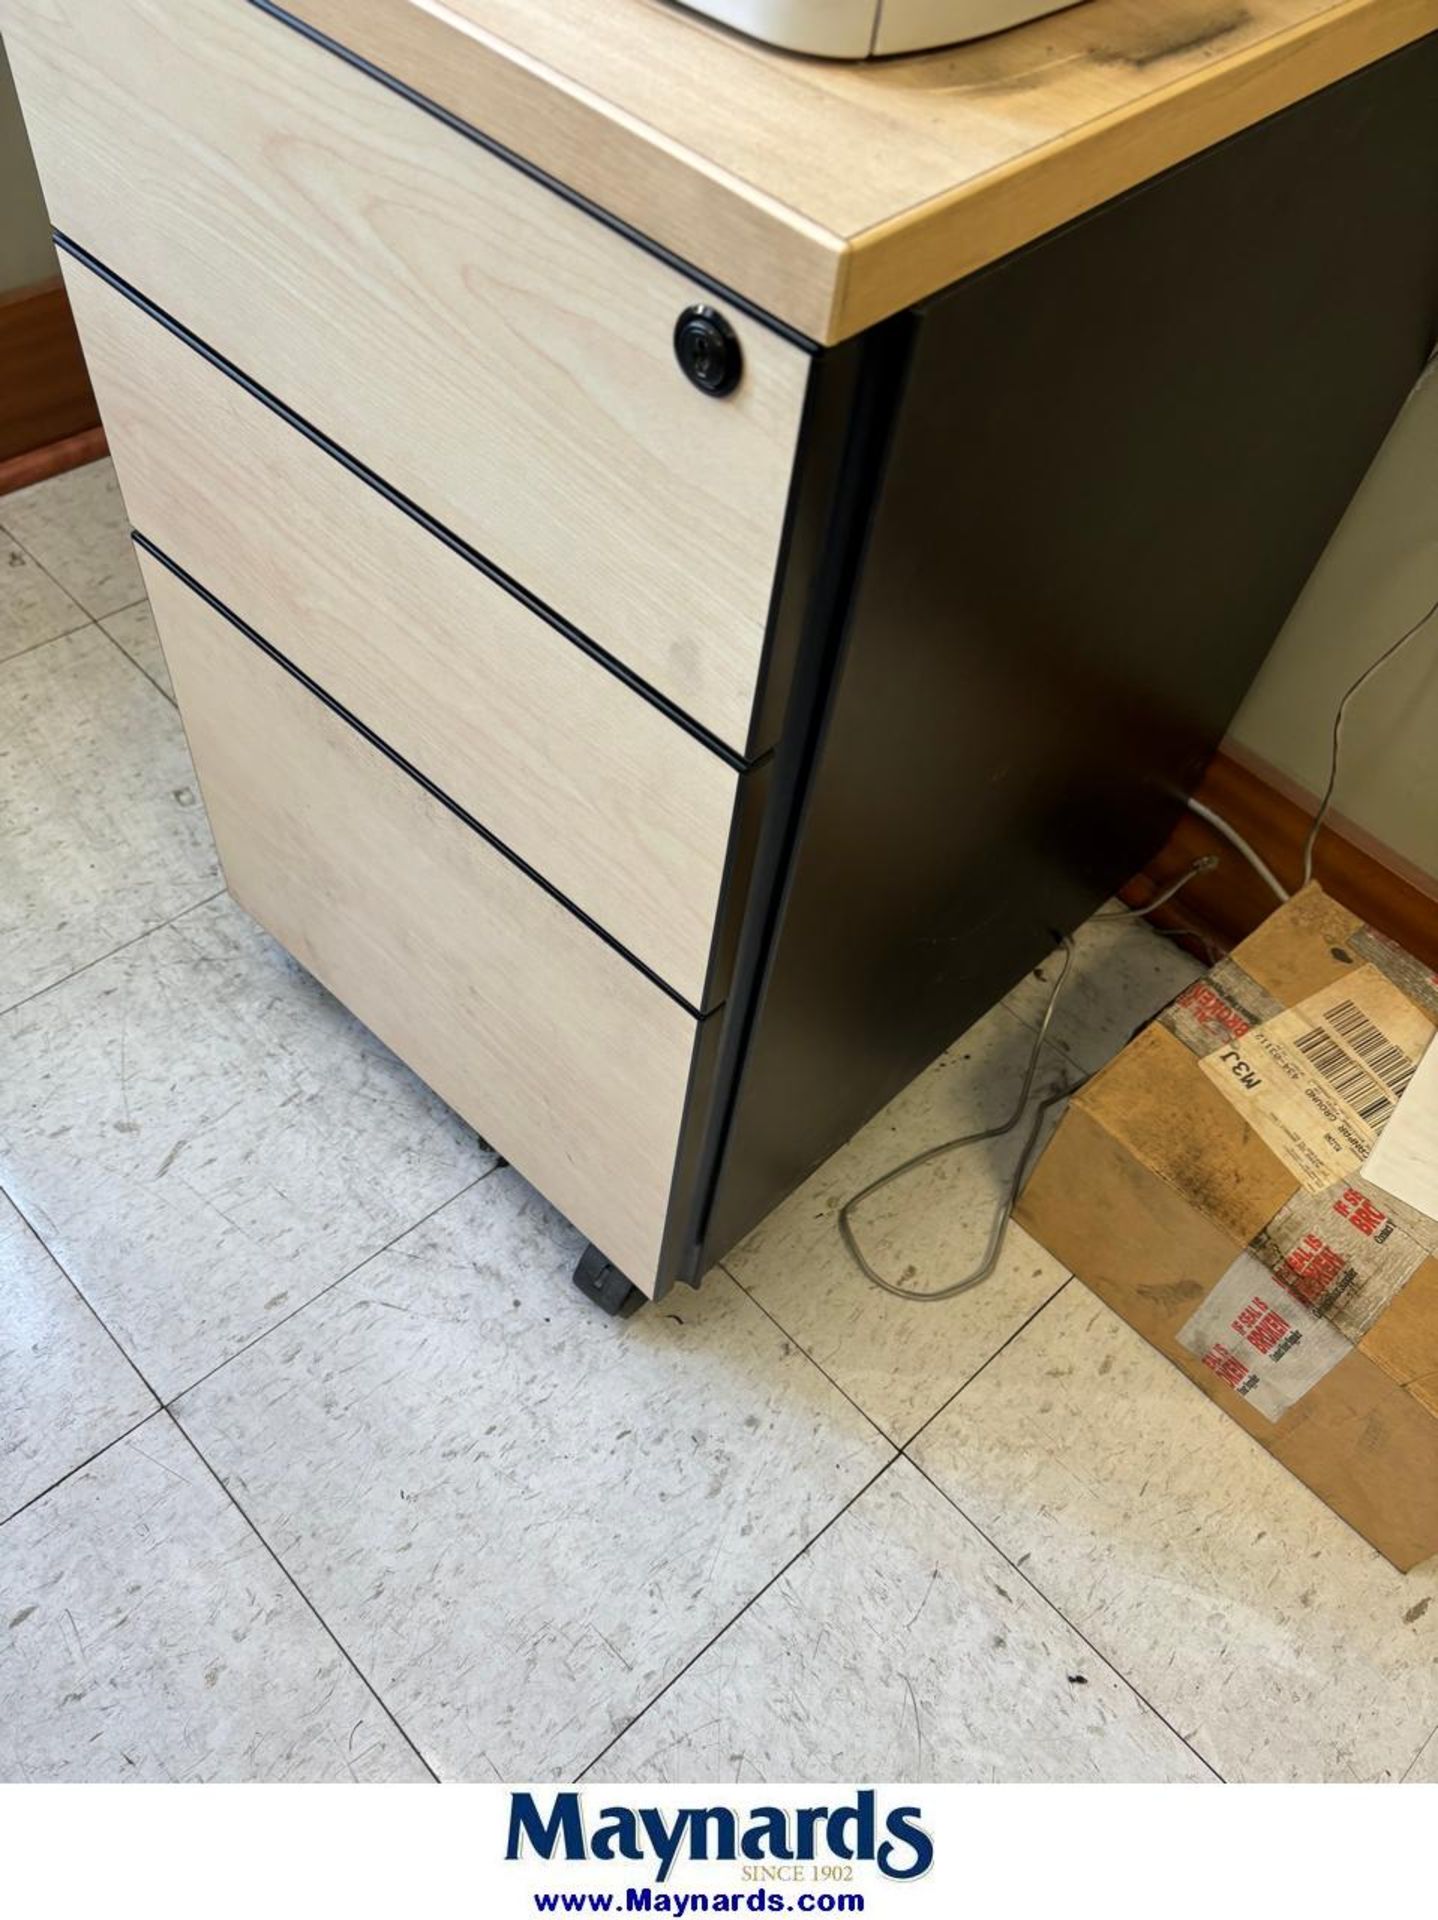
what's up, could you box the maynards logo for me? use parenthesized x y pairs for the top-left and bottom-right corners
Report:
(506, 1789), (934, 1884)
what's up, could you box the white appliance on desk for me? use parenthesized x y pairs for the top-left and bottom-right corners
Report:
(673, 0), (1082, 56)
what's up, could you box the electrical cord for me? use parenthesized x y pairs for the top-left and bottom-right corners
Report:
(1094, 854), (1220, 918)
(841, 583), (1438, 1304)
(1184, 587), (1438, 898)
(1185, 798), (1291, 902)
(837, 856), (1221, 1303)
(1299, 588), (1438, 887)
(837, 936), (1079, 1303)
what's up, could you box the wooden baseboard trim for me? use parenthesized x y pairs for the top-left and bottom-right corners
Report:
(0, 423), (108, 498)
(1123, 749), (1438, 971)
(0, 274), (100, 467)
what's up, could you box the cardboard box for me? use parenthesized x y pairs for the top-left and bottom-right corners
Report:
(1017, 884), (1438, 1570)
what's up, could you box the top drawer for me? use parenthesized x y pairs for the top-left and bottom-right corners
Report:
(4, 0), (812, 753)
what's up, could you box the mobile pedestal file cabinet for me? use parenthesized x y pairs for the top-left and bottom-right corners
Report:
(6, 0), (1438, 1312)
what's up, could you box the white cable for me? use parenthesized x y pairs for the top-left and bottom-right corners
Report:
(1094, 854), (1219, 918)
(838, 854), (1229, 1302)
(842, 583), (1438, 1305)
(837, 937), (1078, 1304)
(1299, 589), (1438, 887)
(1185, 797), (1290, 902)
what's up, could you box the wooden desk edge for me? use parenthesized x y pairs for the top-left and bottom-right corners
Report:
(840, 0), (1438, 337)
(54, 0), (1438, 342)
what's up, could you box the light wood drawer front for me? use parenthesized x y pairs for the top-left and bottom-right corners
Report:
(7, 0), (810, 753)
(139, 552), (700, 1295)
(66, 263), (742, 1008)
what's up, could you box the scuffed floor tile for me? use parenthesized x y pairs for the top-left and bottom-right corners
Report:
(0, 1416), (427, 1782)
(101, 599), (171, 699)
(1003, 906), (1204, 1077)
(176, 1171), (895, 1781)
(0, 894), (489, 1400)
(0, 540), (86, 664)
(0, 460), (143, 618)
(725, 1003), (1072, 1443)
(0, 1189), (156, 1521)
(596, 1457), (1210, 1783)
(1404, 1726), (1438, 1782)
(0, 626), (219, 1010)
(911, 1284), (1438, 1782)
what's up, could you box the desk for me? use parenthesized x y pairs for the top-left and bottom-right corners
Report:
(6, 0), (1437, 1308)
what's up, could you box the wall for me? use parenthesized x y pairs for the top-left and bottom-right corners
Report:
(1229, 356), (1438, 887)
(1, 38), (55, 293)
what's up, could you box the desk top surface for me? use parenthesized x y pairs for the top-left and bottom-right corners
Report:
(283, 0), (1437, 341)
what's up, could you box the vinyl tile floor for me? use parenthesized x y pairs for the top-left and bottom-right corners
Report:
(3, 463), (1436, 1785)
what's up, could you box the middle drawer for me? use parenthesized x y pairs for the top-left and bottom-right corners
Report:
(66, 260), (749, 1009)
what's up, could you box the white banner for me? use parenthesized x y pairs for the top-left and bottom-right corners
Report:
(3, 1780), (1433, 1918)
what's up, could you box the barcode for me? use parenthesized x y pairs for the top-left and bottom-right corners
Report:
(1292, 1027), (1396, 1129)
(1322, 998), (1417, 1096)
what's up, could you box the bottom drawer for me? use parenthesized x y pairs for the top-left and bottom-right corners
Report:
(140, 552), (705, 1294)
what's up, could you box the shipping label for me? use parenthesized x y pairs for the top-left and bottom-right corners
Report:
(1197, 964), (1435, 1192)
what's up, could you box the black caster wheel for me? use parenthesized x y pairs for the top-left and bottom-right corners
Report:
(476, 1134), (508, 1170)
(573, 1243), (645, 1317)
